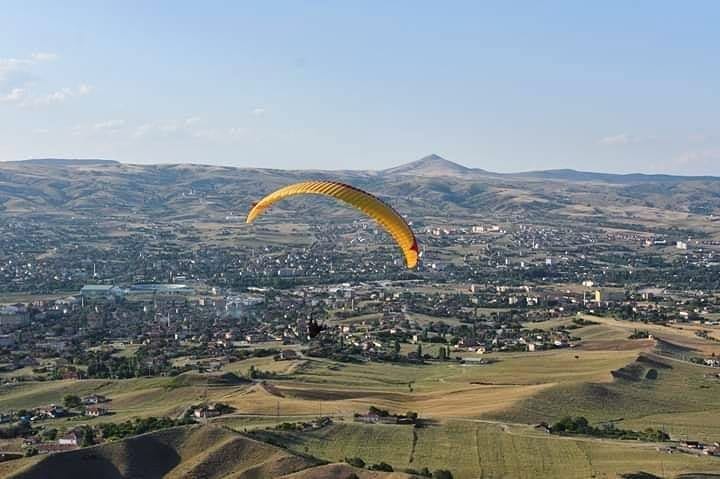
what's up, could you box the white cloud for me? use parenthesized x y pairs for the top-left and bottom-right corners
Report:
(599, 133), (634, 145)
(93, 119), (126, 131)
(131, 117), (249, 143)
(1, 52), (58, 81)
(35, 87), (74, 105)
(77, 83), (92, 96)
(0, 88), (25, 103)
(134, 117), (208, 139)
(675, 149), (720, 166)
(133, 120), (183, 138)
(69, 119), (126, 136)
(252, 107), (266, 116)
(24, 84), (93, 106)
(0, 58), (31, 81)
(599, 133), (655, 146)
(0, 53), (89, 108)
(229, 127), (248, 137)
(31, 52), (59, 62)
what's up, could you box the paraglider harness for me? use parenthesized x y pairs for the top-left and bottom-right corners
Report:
(307, 318), (326, 339)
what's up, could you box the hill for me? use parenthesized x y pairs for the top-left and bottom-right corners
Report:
(3, 154), (720, 222)
(251, 420), (720, 479)
(4, 158), (120, 167)
(515, 168), (720, 184)
(382, 154), (479, 177)
(2, 424), (403, 479)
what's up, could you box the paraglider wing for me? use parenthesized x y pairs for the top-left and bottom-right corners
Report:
(246, 181), (419, 268)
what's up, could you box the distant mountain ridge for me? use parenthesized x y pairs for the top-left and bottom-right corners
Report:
(3, 154), (717, 182)
(2, 153), (720, 218)
(7, 158), (120, 167)
(514, 168), (720, 184)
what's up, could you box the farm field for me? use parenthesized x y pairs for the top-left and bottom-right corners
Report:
(252, 420), (720, 479)
(2, 319), (720, 477)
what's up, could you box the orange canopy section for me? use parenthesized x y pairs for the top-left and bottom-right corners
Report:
(246, 181), (419, 268)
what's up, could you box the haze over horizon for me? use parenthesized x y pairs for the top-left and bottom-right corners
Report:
(2, 1), (720, 175)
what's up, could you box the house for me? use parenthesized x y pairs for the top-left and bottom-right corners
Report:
(193, 404), (222, 419)
(81, 394), (109, 405)
(85, 406), (109, 417)
(534, 423), (551, 433)
(35, 404), (66, 419)
(22, 437), (40, 447)
(310, 417), (332, 429)
(461, 357), (488, 365)
(276, 349), (299, 361)
(681, 440), (701, 449)
(0, 334), (16, 348)
(353, 413), (398, 425)
(58, 431), (79, 446)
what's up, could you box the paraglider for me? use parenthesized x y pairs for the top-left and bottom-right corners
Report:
(246, 181), (419, 268)
(307, 318), (326, 339)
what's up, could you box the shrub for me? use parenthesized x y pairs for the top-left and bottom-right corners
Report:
(344, 456), (365, 468)
(369, 462), (394, 472)
(433, 470), (454, 479)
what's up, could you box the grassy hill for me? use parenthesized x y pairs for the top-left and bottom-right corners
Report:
(4, 425), (306, 479)
(485, 353), (720, 440)
(2, 424), (413, 479)
(2, 318), (720, 477)
(250, 420), (720, 479)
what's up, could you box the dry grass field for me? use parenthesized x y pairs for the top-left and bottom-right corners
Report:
(2, 425), (327, 479)
(2, 318), (720, 477)
(252, 420), (720, 479)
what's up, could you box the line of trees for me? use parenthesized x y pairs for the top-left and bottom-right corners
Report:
(344, 457), (453, 478)
(97, 416), (194, 440)
(550, 416), (669, 442)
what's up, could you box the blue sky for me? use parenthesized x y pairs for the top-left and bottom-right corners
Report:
(1, 1), (719, 174)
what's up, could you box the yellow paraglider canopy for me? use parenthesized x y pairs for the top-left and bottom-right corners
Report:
(246, 181), (419, 268)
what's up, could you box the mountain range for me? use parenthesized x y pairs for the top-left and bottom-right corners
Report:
(1, 154), (719, 221)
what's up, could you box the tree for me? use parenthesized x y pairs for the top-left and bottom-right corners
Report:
(369, 462), (394, 472)
(438, 346), (447, 361)
(345, 457), (365, 468)
(76, 425), (95, 447)
(63, 394), (82, 409)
